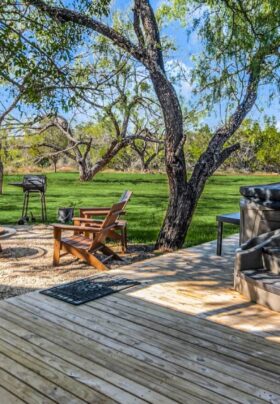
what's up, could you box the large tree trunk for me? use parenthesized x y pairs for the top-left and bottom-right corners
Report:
(78, 158), (94, 181)
(151, 61), (258, 250)
(149, 71), (192, 250)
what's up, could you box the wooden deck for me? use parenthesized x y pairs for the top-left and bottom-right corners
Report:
(0, 235), (279, 403)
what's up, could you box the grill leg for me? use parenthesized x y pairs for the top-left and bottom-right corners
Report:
(21, 194), (26, 217)
(41, 192), (47, 222)
(22, 191), (29, 218)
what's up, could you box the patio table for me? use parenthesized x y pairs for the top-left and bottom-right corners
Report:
(216, 212), (240, 255)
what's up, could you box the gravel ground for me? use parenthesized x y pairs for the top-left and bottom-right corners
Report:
(0, 225), (156, 300)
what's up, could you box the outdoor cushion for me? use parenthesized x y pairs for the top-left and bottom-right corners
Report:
(240, 182), (280, 201)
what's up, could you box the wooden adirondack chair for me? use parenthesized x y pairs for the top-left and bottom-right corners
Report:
(78, 190), (132, 252)
(53, 201), (126, 271)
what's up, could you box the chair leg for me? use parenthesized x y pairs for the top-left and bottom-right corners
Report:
(101, 244), (122, 261)
(85, 252), (108, 271)
(120, 227), (125, 253)
(120, 225), (128, 253)
(53, 228), (61, 266)
(53, 240), (61, 266)
(124, 224), (128, 252)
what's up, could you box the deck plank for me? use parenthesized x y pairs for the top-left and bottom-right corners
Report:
(0, 326), (111, 403)
(0, 385), (26, 404)
(0, 301), (214, 403)
(0, 235), (279, 403)
(0, 370), (49, 404)
(18, 293), (280, 401)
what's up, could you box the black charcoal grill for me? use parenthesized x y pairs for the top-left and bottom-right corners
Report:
(9, 175), (47, 222)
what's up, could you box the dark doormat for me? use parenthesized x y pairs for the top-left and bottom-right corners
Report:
(40, 274), (140, 305)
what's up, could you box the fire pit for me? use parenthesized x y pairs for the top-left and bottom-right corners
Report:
(9, 175), (47, 222)
(0, 227), (16, 252)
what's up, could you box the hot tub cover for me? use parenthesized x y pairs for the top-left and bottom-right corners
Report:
(240, 182), (280, 202)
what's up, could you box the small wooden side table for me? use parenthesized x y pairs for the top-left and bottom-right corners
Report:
(216, 213), (240, 256)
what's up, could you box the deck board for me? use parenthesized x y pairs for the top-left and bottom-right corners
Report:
(0, 235), (279, 403)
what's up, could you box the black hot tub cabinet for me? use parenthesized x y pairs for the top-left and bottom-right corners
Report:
(240, 182), (280, 244)
(235, 182), (280, 311)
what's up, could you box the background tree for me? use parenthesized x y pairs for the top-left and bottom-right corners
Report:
(27, 37), (164, 181)
(253, 119), (280, 173)
(26, 125), (67, 173)
(132, 139), (164, 171)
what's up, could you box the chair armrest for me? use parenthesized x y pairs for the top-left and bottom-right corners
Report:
(73, 217), (103, 227)
(79, 207), (110, 217)
(52, 224), (102, 232)
(80, 207), (111, 211)
(73, 217), (102, 224)
(80, 209), (126, 218)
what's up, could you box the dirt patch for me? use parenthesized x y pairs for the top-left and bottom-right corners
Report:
(0, 225), (156, 300)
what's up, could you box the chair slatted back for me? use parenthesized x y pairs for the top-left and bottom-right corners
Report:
(119, 190), (132, 207)
(90, 201), (126, 247)
(102, 201), (126, 229)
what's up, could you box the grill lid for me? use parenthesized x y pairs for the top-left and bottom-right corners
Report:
(23, 175), (47, 192)
(9, 175), (47, 192)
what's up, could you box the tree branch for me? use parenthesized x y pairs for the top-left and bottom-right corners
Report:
(133, 6), (145, 48)
(212, 143), (240, 173)
(26, 0), (148, 64)
(134, 0), (165, 71)
(36, 142), (77, 160)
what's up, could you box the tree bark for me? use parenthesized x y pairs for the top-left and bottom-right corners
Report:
(78, 158), (94, 181)
(0, 161), (3, 195)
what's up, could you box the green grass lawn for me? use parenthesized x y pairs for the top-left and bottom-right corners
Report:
(0, 172), (278, 247)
